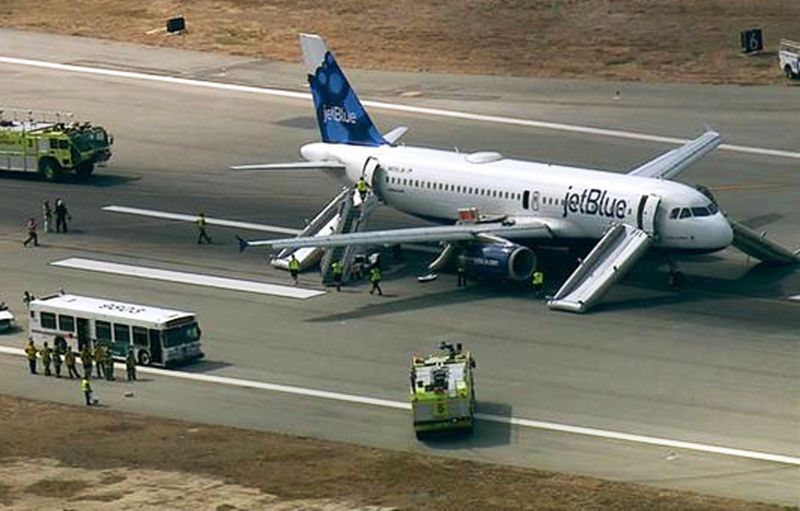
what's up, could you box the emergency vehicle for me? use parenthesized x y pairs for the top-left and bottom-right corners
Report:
(28, 294), (203, 366)
(0, 108), (112, 181)
(410, 342), (476, 439)
(779, 39), (800, 79)
(0, 309), (14, 333)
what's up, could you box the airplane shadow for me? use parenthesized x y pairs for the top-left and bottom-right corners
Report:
(420, 401), (512, 449)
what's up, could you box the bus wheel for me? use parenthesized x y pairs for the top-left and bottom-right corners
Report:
(39, 159), (62, 182)
(137, 350), (152, 366)
(76, 162), (94, 180)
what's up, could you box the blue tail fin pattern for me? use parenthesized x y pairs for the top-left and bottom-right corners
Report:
(302, 34), (386, 147)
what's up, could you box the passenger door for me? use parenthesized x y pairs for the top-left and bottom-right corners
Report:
(76, 318), (90, 351)
(148, 329), (163, 364)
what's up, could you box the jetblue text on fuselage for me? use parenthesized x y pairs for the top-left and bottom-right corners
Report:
(562, 186), (627, 219)
(323, 105), (357, 124)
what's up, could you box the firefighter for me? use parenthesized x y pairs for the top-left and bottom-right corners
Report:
(103, 347), (115, 381)
(356, 176), (370, 201)
(81, 377), (93, 406)
(41, 341), (52, 376)
(52, 346), (63, 378)
(196, 212), (212, 244)
(368, 265), (383, 295)
(456, 262), (467, 288)
(331, 260), (344, 291)
(22, 217), (39, 247)
(54, 198), (70, 233)
(24, 340), (38, 375)
(288, 254), (300, 286)
(42, 200), (53, 233)
(92, 343), (105, 379)
(532, 270), (545, 298)
(80, 345), (93, 379)
(65, 349), (81, 379)
(126, 348), (137, 382)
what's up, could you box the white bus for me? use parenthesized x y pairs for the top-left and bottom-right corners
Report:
(28, 294), (203, 366)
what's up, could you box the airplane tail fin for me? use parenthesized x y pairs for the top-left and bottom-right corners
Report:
(300, 33), (387, 147)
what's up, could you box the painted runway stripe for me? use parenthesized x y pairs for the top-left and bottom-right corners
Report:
(103, 205), (301, 235)
(789, 295), (800, 301)
(0, 345), (795, 466)
(50, 257), (323, 299)
(1, 55), (798, 161)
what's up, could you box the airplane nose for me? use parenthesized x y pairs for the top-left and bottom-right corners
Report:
(715, 215), (734, 248)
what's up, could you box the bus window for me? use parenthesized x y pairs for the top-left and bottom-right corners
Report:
(132, 327), (148, 347)
(114, 324), (130, 344)
(163, 323), (201, 348)
(96, 321), (112, 343)
(41, 312), (57, 329)
(58, 314), (75, 332)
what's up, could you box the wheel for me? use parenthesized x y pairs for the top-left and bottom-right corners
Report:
(38, 159), (62, 182)
(75, 161), (94, 180)
(667, 270), (684, 288)
(414, 430), (426, 441)
(137, 350), (151, 366)
(785, 65), (795, 80)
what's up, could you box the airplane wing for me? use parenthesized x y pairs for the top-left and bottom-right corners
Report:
(230, 161), (345, 171)
(627, 130), (720, 180)
(239, 219), (557, 251)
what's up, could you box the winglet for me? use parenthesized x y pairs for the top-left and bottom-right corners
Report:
(236, 235), (249, 253)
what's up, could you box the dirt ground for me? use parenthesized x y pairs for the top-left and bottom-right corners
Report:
(0, 0), (798, 84)
(0, 395), (790, 511)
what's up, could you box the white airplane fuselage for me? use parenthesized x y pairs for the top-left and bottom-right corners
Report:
(301, 142), (734, 253)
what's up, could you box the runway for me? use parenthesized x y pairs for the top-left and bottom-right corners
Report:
(0, 29), (797, 505)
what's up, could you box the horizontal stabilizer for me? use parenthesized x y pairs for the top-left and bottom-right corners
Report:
(548, 224), (652, 313)
(383, 126), (408, 145)
(230, 161), (345, 171)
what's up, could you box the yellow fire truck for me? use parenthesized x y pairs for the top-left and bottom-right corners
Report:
(0, 109), (112, 181)
(410, 342), (476, 439)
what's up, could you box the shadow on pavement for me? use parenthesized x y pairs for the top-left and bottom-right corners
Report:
(421, 401), (512, 450)
(180, 360), (233, 373)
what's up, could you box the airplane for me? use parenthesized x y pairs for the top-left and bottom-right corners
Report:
(228, 34), (797, 312)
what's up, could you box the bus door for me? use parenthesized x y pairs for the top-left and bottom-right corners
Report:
(76, 318), (90, 351)
(148, 329), (163, 364)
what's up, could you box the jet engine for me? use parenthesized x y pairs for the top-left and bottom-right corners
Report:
(459, 243), (536, 282)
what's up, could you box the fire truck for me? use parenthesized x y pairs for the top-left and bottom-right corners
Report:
(410, 342), (477, 439)
(0, 108), (112, 181)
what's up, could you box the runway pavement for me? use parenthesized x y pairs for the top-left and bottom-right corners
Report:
(0, 30), (797, 505)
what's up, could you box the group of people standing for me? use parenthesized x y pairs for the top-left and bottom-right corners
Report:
(23, 198), (71, 247)
(25, 338), (138, 406)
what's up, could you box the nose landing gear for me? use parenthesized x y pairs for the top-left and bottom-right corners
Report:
(666, 257), (685, 288)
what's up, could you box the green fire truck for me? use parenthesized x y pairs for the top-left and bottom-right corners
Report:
(0, 110), (113, 181)
(410, 342), (477, 439)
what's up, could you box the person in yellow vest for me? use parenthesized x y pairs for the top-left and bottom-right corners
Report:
(81, 377), (93, 406)
(65, 349), (81, 379)
(288, 254), (300, 286)
(331, 260), (344, 291)
(368, 266), (383, 296)
(532, 270), (545, 298)
(25, 340), (38, 374)
(80, 345), (93, 379)
(196, 212), (212, 244)
(356, 177), (370, 201)
(41, 341), (52, 376)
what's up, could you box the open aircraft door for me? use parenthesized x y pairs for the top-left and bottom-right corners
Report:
(637, 194), (661, 235)
(362, 157), (384, 199)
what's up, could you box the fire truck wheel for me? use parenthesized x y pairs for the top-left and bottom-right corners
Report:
(39, 159), (62, 182)
(76, 162), (94, 180)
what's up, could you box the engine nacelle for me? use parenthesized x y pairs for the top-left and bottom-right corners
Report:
(459, 243), (536, 282)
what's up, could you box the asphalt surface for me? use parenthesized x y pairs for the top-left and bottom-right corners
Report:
(0, 29), (797, 505)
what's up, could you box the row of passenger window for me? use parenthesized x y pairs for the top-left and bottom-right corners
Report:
(39, 312), (148, 346)
(668, 203), (718, 220)
(386, 176), (521, 201)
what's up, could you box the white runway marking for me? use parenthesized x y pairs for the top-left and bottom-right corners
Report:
(50, 257), (323, 299)
(103, 205), (300, 235)
(789, 295), (800, 301)
(0, 346), (795, 466)
(1, 55), (799, 160)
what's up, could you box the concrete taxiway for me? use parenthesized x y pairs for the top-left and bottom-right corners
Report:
(0, 29), (797, 505)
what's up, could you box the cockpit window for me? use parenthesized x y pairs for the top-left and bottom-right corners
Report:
(669, 208), (680, 219)
(692, 207), (711, 217)
(679, 208), (692, 219)
(707, 202), (718, 214)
